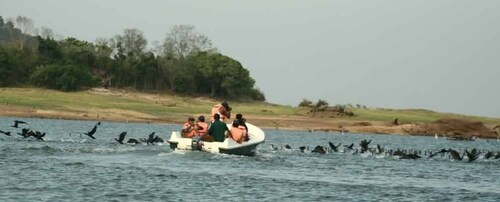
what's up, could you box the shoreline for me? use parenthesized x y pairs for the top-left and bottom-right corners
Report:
(2, 105), (496, 139)
(0, 87), (498, 139)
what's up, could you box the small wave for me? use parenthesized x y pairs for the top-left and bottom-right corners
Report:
(23, 145), (61, 153)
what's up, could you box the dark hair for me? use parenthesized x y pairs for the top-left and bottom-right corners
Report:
(236, 113), (243, 119)
(188, 117), (195, 122)
(222, 102), (231, 111)
(214, 113), (220, 120)
(232, 119), (240, 127)
(198, 115), (205, 122)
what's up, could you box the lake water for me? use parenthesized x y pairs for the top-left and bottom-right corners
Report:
(0, 117), (499, 201)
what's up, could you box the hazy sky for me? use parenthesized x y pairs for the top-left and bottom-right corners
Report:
(1, 0), (499, 117)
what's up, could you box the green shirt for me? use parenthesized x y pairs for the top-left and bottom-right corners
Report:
(208, 120), (229, 142)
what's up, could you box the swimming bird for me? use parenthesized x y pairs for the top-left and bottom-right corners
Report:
(484, 151), (494, 159)
(127, 138), (140, 144)
(0, 130), (11, 136)
(284, 144), (292, 149)
(311, 145), (326, 154)
(32, 131), (46, 141)
(115, 132), (127, 144)
(270, 144), (279, 151)
(11, 120), (28, 128)
(299, 146), (306, 153)
(495, 152), (500, 159)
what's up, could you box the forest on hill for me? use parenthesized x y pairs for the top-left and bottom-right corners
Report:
(0, 15), (265, 101)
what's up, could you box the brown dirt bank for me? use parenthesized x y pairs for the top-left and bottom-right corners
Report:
(1, 104), (497, 139)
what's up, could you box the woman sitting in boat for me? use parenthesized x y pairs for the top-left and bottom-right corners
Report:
(196, 115), (208, 137)
(229, 119), (247, 144)
(181, 117), (197, 138)
(236, 113), (249, 141)
(211, 101), (232, 122)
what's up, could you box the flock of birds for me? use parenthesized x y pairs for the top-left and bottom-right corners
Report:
(0, 120), (164, 145)
(2, 119), (500, 163)
(270, 139), (500, 162)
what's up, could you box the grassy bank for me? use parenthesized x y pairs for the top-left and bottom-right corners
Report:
(0, 88), (499, 131)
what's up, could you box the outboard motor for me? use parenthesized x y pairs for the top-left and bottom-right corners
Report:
(191, 136), (203, 151)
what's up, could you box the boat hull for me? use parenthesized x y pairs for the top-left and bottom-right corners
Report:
(168, 122), (265, 156)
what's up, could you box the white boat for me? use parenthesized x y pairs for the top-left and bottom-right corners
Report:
(168, 122), (265, 156)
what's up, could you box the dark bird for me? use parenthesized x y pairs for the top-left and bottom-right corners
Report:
(18, 128), (30, 138)
(484, 151), (494, 159)
(328, 141), (341, 152)
(465, 148), (481, 162)
(495, 152), (500, 159)
(83, 124), (98, 139)
(270, 144), (279, 151)
(344, 143), (354, 150)
(115, 132), (127, 144)
(97, 122), (101, 126)
(376, 144), (385, 154)
(146, 132), (156, 145)
(127, 138), (140, 144)
(11, 120), (28, 128)
(33, 131), (46, 141)
(0, 130), (11, 136)
(429, 149), (448, 158)
(311, 145), (326, 154)
(448, 149), (464, 161)
(284, 144), (292, 149)
(299, 146), (306, 153)
(153, 137), (164, 143)
(359, 139), (371, 153)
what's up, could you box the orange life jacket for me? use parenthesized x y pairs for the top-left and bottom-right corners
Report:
(182, 122), (196, 138)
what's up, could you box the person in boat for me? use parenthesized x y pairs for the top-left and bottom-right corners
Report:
(229, 119), (247, 144)
(196, 115), (208, 137)
(211, 101), (232, 122)
(181, 117), (197, 138)
(206, 113), (229, 142)
(235, 113), (249, 141)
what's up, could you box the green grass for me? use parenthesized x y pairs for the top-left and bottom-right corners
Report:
(0, 87), (499, 125)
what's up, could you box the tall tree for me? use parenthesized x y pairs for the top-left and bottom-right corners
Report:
(13, 16), (34, 49)
(113, 28), (147, 58)
(162, 24), (216, 59)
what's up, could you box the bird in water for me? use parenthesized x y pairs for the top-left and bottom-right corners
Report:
(146, 132), (159, 145)
(0, 130), (11, 136)
(270, 144), (279, 151)
(484, 151), (494, 159)
(359, 139), (372, 153)
(448, 149), (464, 161)
(465, 148), (481, 162)
(127, 138), (140, 144)
(328, 141), (341, 152)
(11, 120), (28, 128)
(429, 149), (448, 158)
(18, 128), (30, 138)
(115, 132), (127, 144)
(311, 145), (326, 154)
(344, 143), (354, 150)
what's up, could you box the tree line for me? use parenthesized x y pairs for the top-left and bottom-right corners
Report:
(0, 15), (265, 101)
